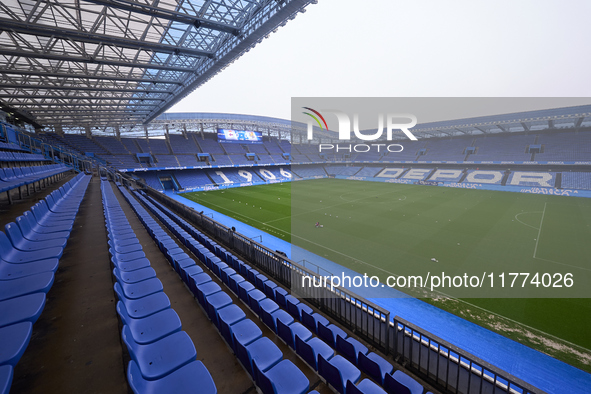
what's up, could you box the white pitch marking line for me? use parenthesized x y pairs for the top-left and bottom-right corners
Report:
(533, 256), (591, 272)
(533, 202), (546, 258)
(514, 212), (542, 230)
(184, 190), (590, 347)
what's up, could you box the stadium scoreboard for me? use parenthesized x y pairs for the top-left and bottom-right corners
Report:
(217, 128), (263, 144)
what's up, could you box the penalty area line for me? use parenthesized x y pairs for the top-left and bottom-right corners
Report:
(533, 202), (546, 258)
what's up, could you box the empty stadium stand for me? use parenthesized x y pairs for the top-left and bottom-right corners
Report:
(2, 107), (590, 394)
(130, 188), (436, 394)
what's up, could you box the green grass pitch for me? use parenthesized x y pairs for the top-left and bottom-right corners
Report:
(180, 178), (591, 371)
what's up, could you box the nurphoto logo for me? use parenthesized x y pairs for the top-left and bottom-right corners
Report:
(302, 107), (418, 153)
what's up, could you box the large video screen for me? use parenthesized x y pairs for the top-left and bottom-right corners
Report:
(217, 128), (263, 144)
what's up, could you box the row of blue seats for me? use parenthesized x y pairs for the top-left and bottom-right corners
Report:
(1, 164), (71, 202)
(136, 190), (389, 393)
(0, 151), (46, 162)
(124, 188), (313, 394)
(0, 172), (91, 394)
(139, 190), (432, 394)
(0, 142), (27, 152)
(100, 180), (217, 394)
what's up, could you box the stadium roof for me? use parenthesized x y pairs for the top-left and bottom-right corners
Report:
(0, 0), (315, 132)
(106, 104), (591, 141)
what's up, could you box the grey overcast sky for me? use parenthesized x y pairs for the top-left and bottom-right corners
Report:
(169, 0), (591, 120)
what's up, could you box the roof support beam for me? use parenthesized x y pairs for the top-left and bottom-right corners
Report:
(520, 122), (530, 132)
(574, 117), (584, 128)
(0, 18), (214, 58)
(0, 49), (194, 72)
(33, 109), (151, 113)
(16, 102), (157, 108)
(0, 94), (164, 101)
(0, 69), (182, 85)
(0, 83), (174, 94)
(82, 0), (241, 36)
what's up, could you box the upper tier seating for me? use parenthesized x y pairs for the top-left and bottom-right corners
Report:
(94, 136), (130, 155)
(536, 131), (591, 162)
(169, 135), (200, 155)
(61, 134), (109, 156)
(472, 134), (535, 162)
(421, 137), (472, 161)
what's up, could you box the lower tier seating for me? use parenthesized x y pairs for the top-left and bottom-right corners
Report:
(0, 172), (91, 394)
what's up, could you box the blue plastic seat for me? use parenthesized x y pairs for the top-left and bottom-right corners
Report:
(295, 336), (334, 371)
(318, 322), (347, 349)
(127, 360), (216, 394)
(113, 267), (157, 284)
(318, 354), (361, 394)
(0, 365), (13, 394)
(228, 273), (246, 294)
(258, 359), (309, 394)
(301, 310), (329, 334)
(0, 272), (54, 301)
(202, 251), (217, 269)
(244, 337), (283, 381)
(188, 272), (212, 296)
(230, 318), (262, 352)
(116, 291), (171, 319)
(0, 232), (63, 263)
(112, 256), (151, 272)
(173, 257), (195, 276)
(255, 273), (268, 290)
(358, 352), (394, 386)
(195, 281), (221, 307)
(122, 326), (197, 381)
(238, 281), (255, 303)
(274, 287), (289, 309)
(220, 267), (236, 285)
(246, 267), (259, 284)
(263, 280), (278, 299)
(117, 303), (182, 345)
(0, 258), (59, 280)
(107, 230), (137, 240)
(109, 236), (140, 248)
(22, 211), (71, 233)
(5, 223), (67, 252)
(0, 293), (46, 328)
(288, 300), (313, 322)
(205, 291), (232, 327)
(346, 379), (387, 394)
(30, 204), (73, 227)
(277, 321), (312, 350)
(111, 250), (146, 262)
(263, 309), (294, 333)
(211, 259), (228, 278)
(218, 304), (246, 346)
(15, 215), (70, 241)
(384, 370), (424, 394)
(180, 265), (203, 284)
(108, 239), (143, 255)
(258, 298), (279, 322)
(336, 336), (369, 365)
(0, 322), (33, 366)
(117, 278), (163, 300)
(247, 289), (267, 315)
